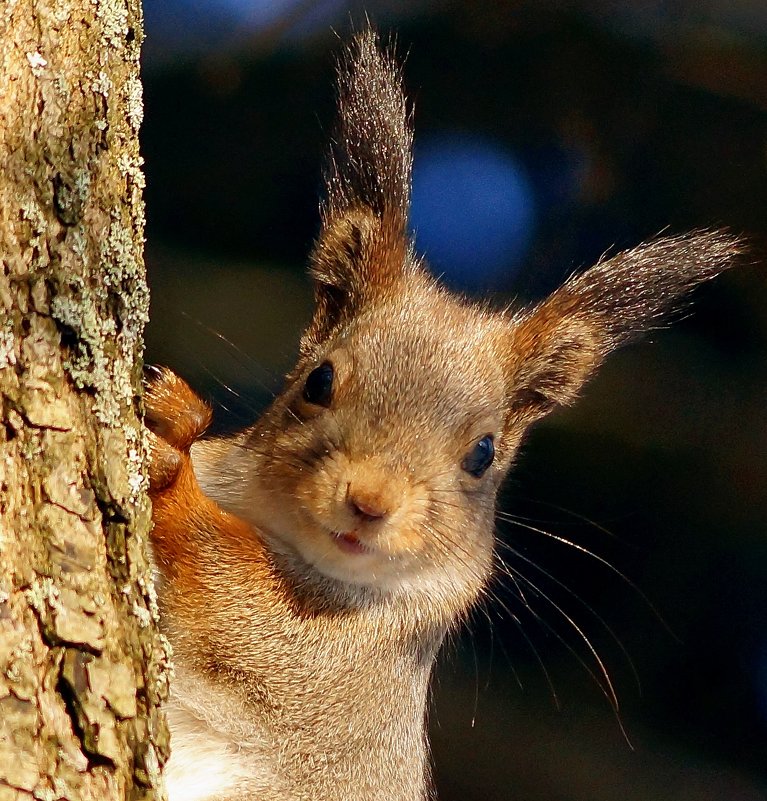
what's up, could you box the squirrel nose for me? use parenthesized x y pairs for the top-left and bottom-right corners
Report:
(347, 489), (389, 521)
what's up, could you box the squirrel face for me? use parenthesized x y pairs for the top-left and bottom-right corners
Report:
(237, 269), (511, 595)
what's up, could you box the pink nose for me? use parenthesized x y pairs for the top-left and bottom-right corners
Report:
(348, 492), (388, 521)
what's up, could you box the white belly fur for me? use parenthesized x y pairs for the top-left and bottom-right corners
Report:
(163, 694), (277, 801)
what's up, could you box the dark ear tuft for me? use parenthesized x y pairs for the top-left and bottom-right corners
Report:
(504, 230), (744, 424)
(555, 230), (744, 349)
(325, 28), (412, 232)
(304, 30), (415, 349)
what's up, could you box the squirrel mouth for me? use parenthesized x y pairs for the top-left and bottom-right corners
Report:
(331, 531), (372, 555)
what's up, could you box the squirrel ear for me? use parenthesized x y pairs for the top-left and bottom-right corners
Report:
(304, 29), (413, 348)
(504, 231), (743, 425)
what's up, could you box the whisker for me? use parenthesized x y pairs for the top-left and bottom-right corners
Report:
(495, 512), (677, 640)
(422, 501), (626, 712)
(500, 564), (634, 747)
(496, 539), (642, 695)
(510, 496), (632, 545)
(501, 603), (559, 707)
(196, 364), (262, 420)
(474, 569), (560, 707)
(504, 570), (613, 703)
(180, 310), (280, 392)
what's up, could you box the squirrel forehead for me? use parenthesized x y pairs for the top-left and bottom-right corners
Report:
(333, 290), (507, 429)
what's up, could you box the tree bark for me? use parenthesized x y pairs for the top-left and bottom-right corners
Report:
(0, 2), (169, 800)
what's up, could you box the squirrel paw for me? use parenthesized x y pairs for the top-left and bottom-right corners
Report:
(143, 365), (212, 493)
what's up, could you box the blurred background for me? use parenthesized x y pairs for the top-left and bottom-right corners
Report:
(140, 1), (767, 798)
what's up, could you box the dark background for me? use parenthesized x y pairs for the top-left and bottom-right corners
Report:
(141, 2), (767, 798)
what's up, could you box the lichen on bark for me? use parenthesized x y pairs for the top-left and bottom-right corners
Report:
(0, 2), (169, 800)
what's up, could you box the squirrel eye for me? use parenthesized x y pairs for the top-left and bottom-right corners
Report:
(462, 435), (495, 478)
(302, 361), (334, 407)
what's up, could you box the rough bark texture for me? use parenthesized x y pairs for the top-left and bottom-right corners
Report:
(0, 2), (170, 800)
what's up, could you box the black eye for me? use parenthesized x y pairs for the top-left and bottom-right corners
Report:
(462, 435), (495, 478)
(302, 361), (334, 407)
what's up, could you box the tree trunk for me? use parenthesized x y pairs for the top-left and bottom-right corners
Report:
(0, 2), (169, 800)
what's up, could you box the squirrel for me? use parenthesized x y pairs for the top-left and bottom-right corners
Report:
(144, 29), (742, 801)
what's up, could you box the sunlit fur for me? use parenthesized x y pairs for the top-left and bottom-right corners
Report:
(148, 29), (742, 801)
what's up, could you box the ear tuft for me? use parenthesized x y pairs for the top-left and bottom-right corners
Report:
(325, 28), (412, 232)
(558, 230), (744, 349)
(304, 30), (415, 349)
(504, 230), (743, 424)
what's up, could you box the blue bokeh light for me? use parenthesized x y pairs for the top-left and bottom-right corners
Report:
(411, 134), (536, 291)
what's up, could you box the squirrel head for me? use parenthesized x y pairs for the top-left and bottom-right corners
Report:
(232, 31), (740, 611)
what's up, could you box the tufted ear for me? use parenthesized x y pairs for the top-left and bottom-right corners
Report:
(503, 231), (743, 427)
(304, 29), (414, 350)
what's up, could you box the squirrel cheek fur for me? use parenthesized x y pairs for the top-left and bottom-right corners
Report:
(145, 29), (743, 801)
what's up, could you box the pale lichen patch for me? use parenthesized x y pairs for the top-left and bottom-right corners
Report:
(48, 213), (149, 432)
(18, 201), (46, 256)
(0, 323), (17, 370)
(132, 602), (152, 629)
(124, 73), (143, 132)
(19, 430), (43, 462)
(96, 0), (129, 50)
(25, 578), (60, 617)
(136, 568), (160, 623)
(91, 70), (111, 98)
(26, 51), (47, 74)
(116, 151), (147, 193)
(126, 423), (149, 503)
(2, 630), (37, 703)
